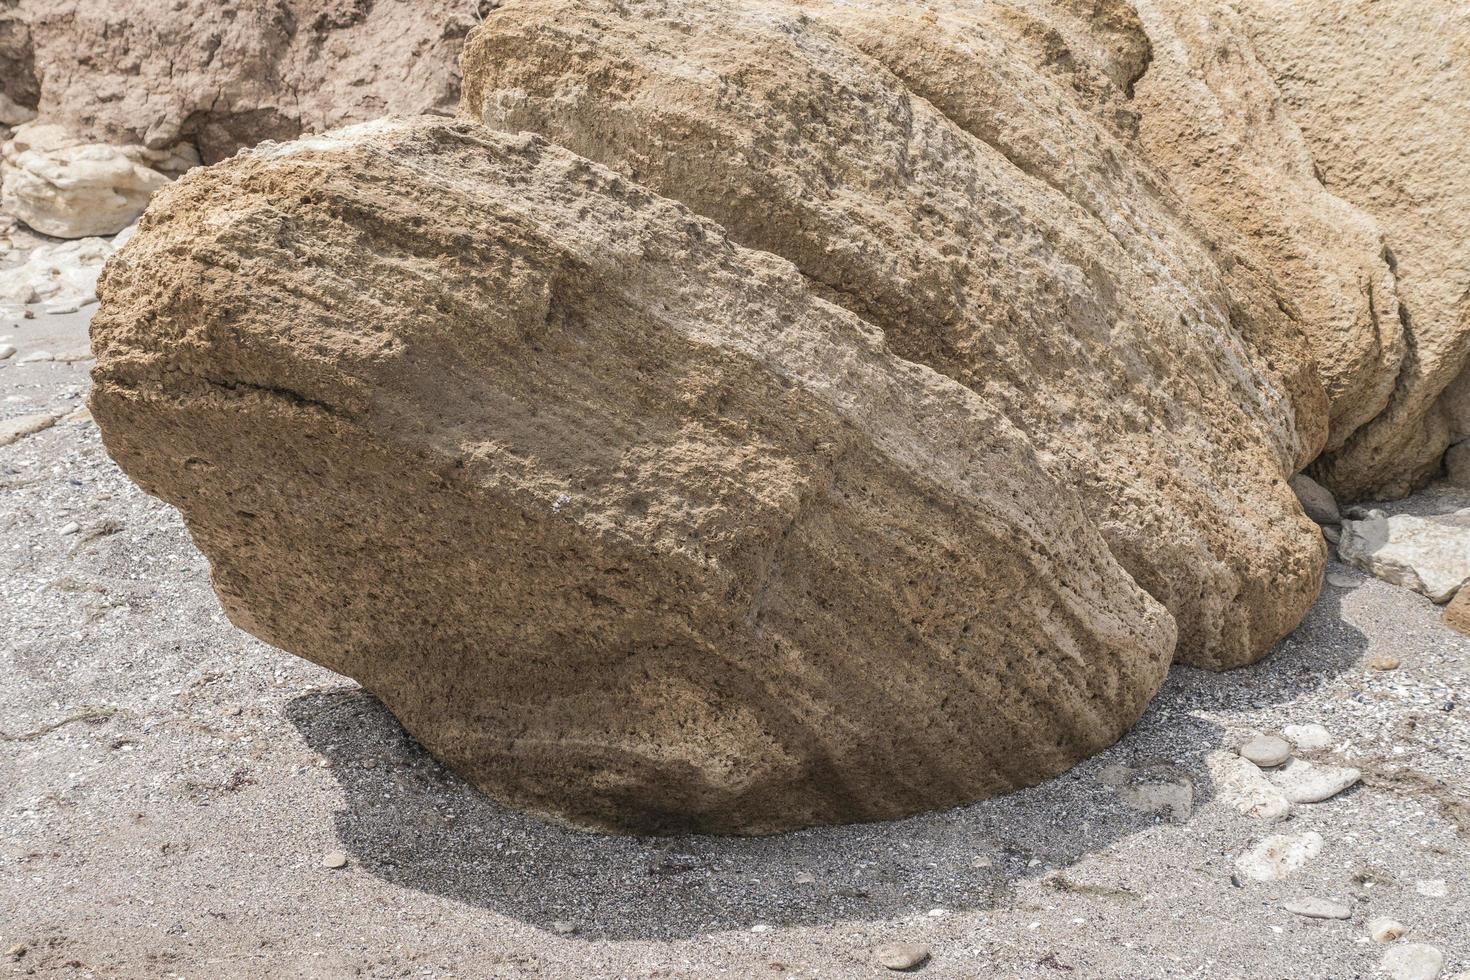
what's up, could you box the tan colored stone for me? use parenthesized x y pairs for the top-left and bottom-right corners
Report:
(1238, 0), (1470, 499)
(1444, 588), (1470, 637)
(460, 0), (1327, 670)
(88, 118), (1175, 834)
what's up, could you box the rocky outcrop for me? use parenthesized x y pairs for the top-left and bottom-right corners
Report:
(1128, 0), (1405, 460)
(1236, 0), (1470, 499)
(0, 230), (121, 314)
(1, 122), (197, 237)
(88, 118), (1176, 834)
(460, 0), (1327, 670)
(0, 0), (478, 165)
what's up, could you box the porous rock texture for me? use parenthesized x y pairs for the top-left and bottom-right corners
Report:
(88, 118), (1176, 834)
(0, 0), (480, 164)
(460, 0), (1327, 671)
(1236, 0), (1470, 499)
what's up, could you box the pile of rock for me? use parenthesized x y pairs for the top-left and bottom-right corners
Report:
(71, 0), (1470, 834)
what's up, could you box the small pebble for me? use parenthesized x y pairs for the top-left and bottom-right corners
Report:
(1326, 572), (1357, 588)
(1380, 943), (1444, 980)
(876, 943), (930, 971)
(0, 343), (15, 359)
(322, 851), (348, 869)
(58, 521), (80, 535)
(1281, 897), (1350, 919)
(6, 944), (24, 960)
(550, 920), (577, 936)
(1240, 735), (1292, 768)
(1369, 917), (1408, 943)
(793, 872), (815, 885)
(1282, 723), (1333, 750)
(1370, 656), (1401, 671)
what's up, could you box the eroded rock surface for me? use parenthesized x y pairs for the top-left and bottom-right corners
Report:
(1, 122), (196, 238)
(460, 0), (1326, 670)
(1238, 0), (1470, 499)
(89, 118), (1176, 834)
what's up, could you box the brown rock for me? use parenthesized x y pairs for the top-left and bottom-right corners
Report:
(1238, 0), (1470, 499)
(459, 0), (1326, 669)
(1444, 589), (1470, 637)
(89, 118), (1175, 834)
(0, 0), (474, 163)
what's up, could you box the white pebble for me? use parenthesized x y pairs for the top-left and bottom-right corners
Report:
(1369, 917), (1408, 943)
(1380, 943), (1444, 980)
(1282, 723), (1333, 750)
(58, 521), (80, 536)
(1282, 897), (1351, 920)
(1240, 735), (1292, 768)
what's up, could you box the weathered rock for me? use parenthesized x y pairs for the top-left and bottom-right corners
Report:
(1235, 832), (1324, 882)
(1281, 897), (1350, 920)
(0, 234), (115, 312)
(875, 943), (930, 971)
(1444, 588), (1470, 637)
(461, 0), (1327, 671)
(0, 411), (59, 447)
(1206, 751), (1292, 822)
(1269, 759), (1361, 804)
(1130, 0), (1404, 459)
(1338, 507), (1470, 603)
(1239, 735), (1291, 768)
(88, 118), (1176, 834)
(1288, 475), (1341, 527)
(1239, 0), (1470, 499)
(1283, 724), (1333, 751)
(1368, 917), (1409, 944)
(0, 0), (474, 164)
(1381, 944), (1446, 980)
(1, 122), (196, 237)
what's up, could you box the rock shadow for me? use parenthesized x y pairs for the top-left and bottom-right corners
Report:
(285, 564), (1367, 941)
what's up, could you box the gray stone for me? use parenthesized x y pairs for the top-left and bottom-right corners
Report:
(1207, 751), (1292, 821)
(876, 943), (930, 971)
(1269, 758), (1361, 803)
(0, 411), (61, 446)
(1283, 723), (1334, 750)
(1234, 832), (1323, 882)
(1380, 944), (1445, 980)
(1326, 572), (1356, 588)
(1239, 735), (1292, 768)
(321, 851), (348, 869)
(1281, 897), (1350, 919)
(1339, 507), (1470, 603)
(1290, 473), (1340, 525)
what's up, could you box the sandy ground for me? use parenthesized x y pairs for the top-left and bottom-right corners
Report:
(2, 303), (1467, 979)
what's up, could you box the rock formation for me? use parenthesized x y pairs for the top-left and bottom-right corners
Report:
(2, 122), (197, 237)
(459, 0), (1327, 670)
(1235, 0), (1470, 499)
(89, 118), (1176, 834)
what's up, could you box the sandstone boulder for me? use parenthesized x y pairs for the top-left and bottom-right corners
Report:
(89, 118), (1176, 834)
(1237, 0), (1470, 499)
(1, 122), (197, 238)
(460, 0), (1326, 669)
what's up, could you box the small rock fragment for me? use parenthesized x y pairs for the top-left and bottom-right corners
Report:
(1326, 572), (1357, 588)
(17, 350), (54, 364)
(876, 943), (930, 971)
(321, 850), (348, 869)
(1239, 735), (1292, 768)
(1323, 524), (1341, 544)
(5, 944), (24, 960)
(1414, 879), (1448, 898)
(1370, 656), (1400, 671)
(1289, 473), (1340, 525)
(1369, 917), (1408, 943)
(0, 411), (61, 446)
(1270, 758), (1361, 803)
(1281, 897), (1350, 919)
(550, 920), (577, 935)
(0, 343), (14, 359)
(1283, 724), (1333, 750)
(1235, 832), (1324, 882)
(1444, 588), (1470, 636)
(793, 872), (816, 885)
(1207, 751), (1292, 821)
(58, 521), (80, 535)
(1380, 943), (1445, 980)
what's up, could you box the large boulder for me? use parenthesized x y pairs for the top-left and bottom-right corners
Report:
(1, 121), (196, 238)
(88, 118), (1176, 834)
(1236, 0), (1470, 499)
(459, 0), (1327, 670)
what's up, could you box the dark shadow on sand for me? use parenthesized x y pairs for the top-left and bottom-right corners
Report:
(285, 563), (1368, 940)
